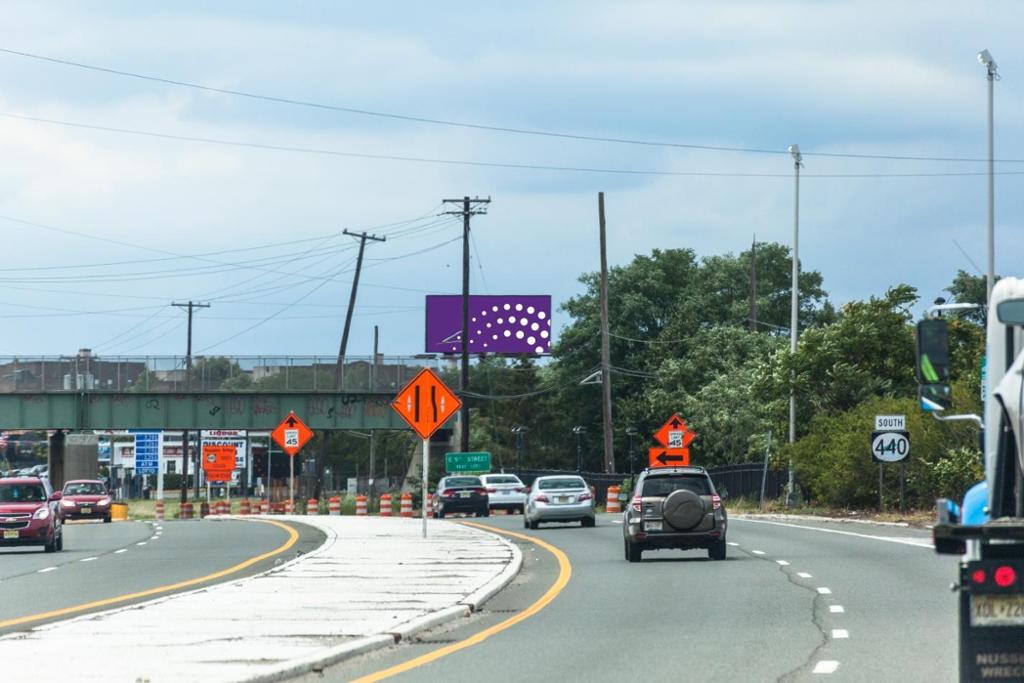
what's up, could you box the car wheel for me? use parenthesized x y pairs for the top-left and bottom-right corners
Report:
(708, 538), (727, 561)
(104, 515), (112, 523)
(44, 535), (57, 553)
(523, 515), (530, 529)
(581, 516), (595, 528)
(437, 509), (446, 519)
(528, 519), (539, 530)
(624, 538), (642, 563)
(479, 507), (490, 518)
(55, 532), (64, 552)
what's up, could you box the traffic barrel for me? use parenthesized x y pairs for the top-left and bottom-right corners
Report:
(239, 499), (251, 515)
(328, 496), (341, 516)
(400, 492), (413, 517)
(180, 502), (193, 520)
(355, 495), (368, 516)
(260, 499), (270, 515)
(199, 501), (210, 518)
(154, 500), (165, 521)
(379, 493), (393, 517)
(606, 486), (622, 514)
(306, 498), (318, 516)
(285, 499), (294, 514)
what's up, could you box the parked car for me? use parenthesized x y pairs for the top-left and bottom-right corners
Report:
(61, 479), (113, 523)
(524, 475), (595, 529)
(622, 466), (727, 562)
(0, 477), (64, 552)
(480, 473), (527, 514)
(431, 476), (489, 518)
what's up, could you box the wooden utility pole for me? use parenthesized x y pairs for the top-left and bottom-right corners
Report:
(750, 235), (758, 331)
(335, 230), (386, 389)
(442, 196), (490, 453)
(598, 193), (615, 473)
(171, 300), (209, 503)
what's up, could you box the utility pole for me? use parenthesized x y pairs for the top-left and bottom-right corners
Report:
(750, 235), (758, 331)
(977, 49), (998, 301)
(573, 425), (586, 473)
(442, 196), (491, 453)
(597, 193), (615, 473)
(787, 145), (803, 505)
(171, 300), (210, 504)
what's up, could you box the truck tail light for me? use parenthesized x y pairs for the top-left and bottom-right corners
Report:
(631, 496), (642, 513)
(995, 566), (1018, 588)
(972, 569), (987, 585)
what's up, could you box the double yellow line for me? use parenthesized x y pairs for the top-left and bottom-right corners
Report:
(352, 522), (572, 682)
(0, 518), (298, 630)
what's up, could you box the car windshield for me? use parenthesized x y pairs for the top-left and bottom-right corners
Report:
(444, 477), (482, 488)
(65, 482), (106, 495)
(0, 484), (47, 502)
(642, 476), (711, 497)
(538, 478), (586, 490)
(484, 476), (521, 485)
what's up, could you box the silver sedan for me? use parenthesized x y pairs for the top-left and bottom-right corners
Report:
(524, 475), (596, 529)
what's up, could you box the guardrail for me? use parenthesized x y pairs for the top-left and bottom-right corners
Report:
(0, 355), (452, 393)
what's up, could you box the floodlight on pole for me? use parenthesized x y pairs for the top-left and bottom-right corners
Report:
(978, 49), (998, 301)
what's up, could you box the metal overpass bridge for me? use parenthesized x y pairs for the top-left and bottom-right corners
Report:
(0, 353), (451, 431)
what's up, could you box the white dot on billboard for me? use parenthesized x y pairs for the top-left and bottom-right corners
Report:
(508, 316), (516, 324)
(472, 317), (476, 322)
(497, 318), (504, 324)
(541, 331), (549, 339)
(503, 303), (511, 310)
(535, 346), (544, 353)
(492, 306), (498, 312)
(528, 336), (536, 345)
(516, 330), (524, 339)
(492, 334), (498, 340)
(503, 330), (511, 337)
(531, 323), (539, 331)
(515, 303), (523, 311)
(520, 319), (528, 326)
(538, 311), (546, 319)
(486, 323), (492, 328)
(527, 306), (534, 314)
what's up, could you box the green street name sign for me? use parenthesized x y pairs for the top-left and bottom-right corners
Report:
(445, 451), (492, 473)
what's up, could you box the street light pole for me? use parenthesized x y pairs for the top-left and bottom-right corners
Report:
(787, 144), (802, 504)
(573, 426), (586, 474)
(512, 426), (528, 476)
(625, 427), (638, 478)
(978, 49), (998, 300)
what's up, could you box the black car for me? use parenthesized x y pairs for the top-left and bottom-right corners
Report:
(623, 466), (727, 562)
(432, 476), (489, 518)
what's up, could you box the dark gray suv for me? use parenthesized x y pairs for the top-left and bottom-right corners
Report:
(623, 466), (727, 562)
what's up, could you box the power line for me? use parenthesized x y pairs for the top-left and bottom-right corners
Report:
(6, 111), (1024, 180)
(2, 47), (1022, 164)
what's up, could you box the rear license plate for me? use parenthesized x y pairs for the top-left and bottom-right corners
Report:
(645, 521), (663, 532)
(81, 508), (91, 514)
(557, 496), (571, 504)
(971, 594), (1024, 626)
(459, 492), (471, 498)
(2, 530), (18, 539)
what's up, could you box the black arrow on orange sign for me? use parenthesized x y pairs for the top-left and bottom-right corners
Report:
(654, 450), (685, 465)
(286, 415), (298, 427)
(669, 417), (683, 428)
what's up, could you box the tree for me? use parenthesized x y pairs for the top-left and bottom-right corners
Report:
(946, 270), (995, 325)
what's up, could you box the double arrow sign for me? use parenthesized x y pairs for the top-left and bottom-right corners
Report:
(648, 413), (695, 468)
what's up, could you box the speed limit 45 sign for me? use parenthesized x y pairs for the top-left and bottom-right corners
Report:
(871, 430), (910, 463)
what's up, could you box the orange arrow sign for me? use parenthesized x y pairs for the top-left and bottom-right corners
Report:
(392, 368), (462, 440)
(649, 447), (690, 468)
(272, 411), (314, 457)
(654, 413), (696, 449)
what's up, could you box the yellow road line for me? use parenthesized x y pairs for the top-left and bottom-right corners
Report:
(0, 518), (298, 630)
(351, 521), (572, 683)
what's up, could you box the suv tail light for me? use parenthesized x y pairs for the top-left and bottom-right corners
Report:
(578, 492), (592, 502)
(535, 494), (550, 503)
(631, 496), (642, 513)
(711, 494), (722, 510)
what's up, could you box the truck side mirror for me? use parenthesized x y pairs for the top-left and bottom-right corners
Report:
(916, 319), (951, 384)
(919, 385), (953, 412)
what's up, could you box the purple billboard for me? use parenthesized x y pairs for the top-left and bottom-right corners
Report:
(426, 295), (553, 355)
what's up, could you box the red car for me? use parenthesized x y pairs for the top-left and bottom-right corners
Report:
(0, 477), (64, 552)
(61, 479), (113, 523)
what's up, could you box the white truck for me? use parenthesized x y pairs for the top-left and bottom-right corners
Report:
(917, 277), (1024, 682)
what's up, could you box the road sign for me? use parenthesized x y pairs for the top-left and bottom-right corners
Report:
(272, 411), (313, 457)
(654, 414), (696, 449)
(445, 452), (492, 473)
(649, 447), (690, 468)
(129, 430), (161, 475)
(202, 443), (236, 481)
(201, 430), (247, 469)
(391, 368), (461, 440)
(874, 414), (906, 431)
(871, 431), (910, 463)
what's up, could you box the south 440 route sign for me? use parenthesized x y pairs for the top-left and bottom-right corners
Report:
(871, 430), (910, 463)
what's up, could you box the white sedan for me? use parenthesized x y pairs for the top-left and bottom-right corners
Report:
(481, 473), (527, 514)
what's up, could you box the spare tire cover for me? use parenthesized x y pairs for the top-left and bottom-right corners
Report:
(662, 489), (704, 530)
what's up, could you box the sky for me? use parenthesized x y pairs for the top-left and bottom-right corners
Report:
(0, 1), (1022, 360)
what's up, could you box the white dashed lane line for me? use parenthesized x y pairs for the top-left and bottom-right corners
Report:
(813, 660), (840, 674)
(797, 572), (813, 578)
(37, 567), (57, 573)
(830, 605), (845, 613)
(776, 560), (790, 566)
(831, 629), (849, 639)
(136, 542), (147, 546)
(80, 557), (97, 562)
(727, 542), (739, 547)
(751, 550), (766, 555)
(115, 548), (127, 554)
(817, 587), (832, 595)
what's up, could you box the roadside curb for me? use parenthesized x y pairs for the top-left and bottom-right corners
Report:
(236, 519), (522, 683)
(734, 513), (913, 528)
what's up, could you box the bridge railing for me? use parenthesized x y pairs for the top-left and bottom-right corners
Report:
(0, 355), (451, 393)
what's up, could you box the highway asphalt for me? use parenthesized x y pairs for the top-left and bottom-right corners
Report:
(0, 517), (324, 634)
(310, 513), (960, 682)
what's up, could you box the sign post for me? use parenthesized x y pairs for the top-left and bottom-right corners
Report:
(271, 412), (314, 513)
(872, 415), (909, 511)
(391, 368), (462, 538)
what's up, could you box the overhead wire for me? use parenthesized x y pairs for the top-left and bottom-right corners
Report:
(2, 47), (1022, 164)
